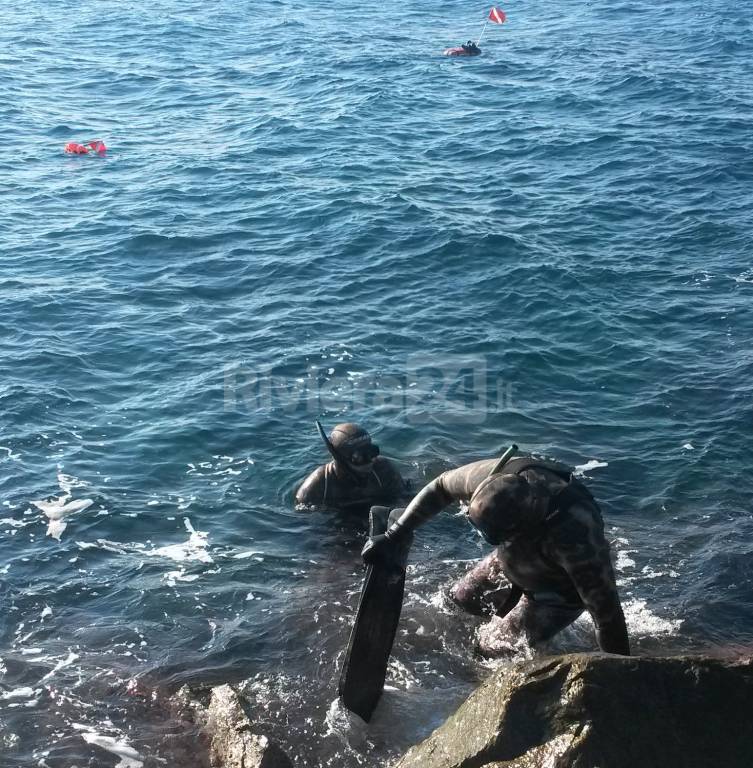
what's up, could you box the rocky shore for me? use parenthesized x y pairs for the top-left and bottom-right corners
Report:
(179, 653), (753, 768)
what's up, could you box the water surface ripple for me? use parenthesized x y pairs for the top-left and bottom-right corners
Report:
(1, 0), (752, 765)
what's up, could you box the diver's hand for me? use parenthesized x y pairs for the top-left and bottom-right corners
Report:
(361, 520), (406, 565)
(361, 533), (393, 564)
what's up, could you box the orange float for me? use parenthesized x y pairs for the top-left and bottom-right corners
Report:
(64, 140), (107, 156)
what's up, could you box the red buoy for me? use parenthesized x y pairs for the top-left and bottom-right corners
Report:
(64, 140), (107, 156)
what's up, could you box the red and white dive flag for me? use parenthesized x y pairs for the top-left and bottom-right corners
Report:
(488, 7), (506, 23)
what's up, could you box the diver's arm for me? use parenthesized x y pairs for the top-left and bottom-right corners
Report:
(550, 507), (630, 655)
(388, 459), (498, 535)
(294, 465), (327, 506)
(362, 459), (497, 563)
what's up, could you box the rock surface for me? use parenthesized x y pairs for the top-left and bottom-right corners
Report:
(393, 653), (753, 768)
(172, 683), (293, 768)
(207, 685), (293, 768)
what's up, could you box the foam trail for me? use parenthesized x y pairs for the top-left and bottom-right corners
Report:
(146, 517), (213, 563)
(0, 446), (20, 461)
(41, 650), (79, 681)
(75, 726), (143, 768)
(1, 686), (36, 700)
(574, 460), (608, 475)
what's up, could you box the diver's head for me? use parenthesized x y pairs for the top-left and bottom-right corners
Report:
(467, 473), (547, 545)
(329, 422), (380, 471)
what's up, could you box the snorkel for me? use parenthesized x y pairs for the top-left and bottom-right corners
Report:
(315, 420), (366, 482)
(488, 444), (519, 477)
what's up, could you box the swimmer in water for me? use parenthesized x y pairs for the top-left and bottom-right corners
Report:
(362, 452), (630, 656)
(295, 422), (408, 512)
(461, 40), (481, 54)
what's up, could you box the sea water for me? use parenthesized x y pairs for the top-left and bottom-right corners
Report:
(1, 0), (752, 765)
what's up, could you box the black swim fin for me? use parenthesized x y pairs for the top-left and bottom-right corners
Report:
(338, 506), (412, 722)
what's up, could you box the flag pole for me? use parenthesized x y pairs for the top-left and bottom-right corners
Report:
(476, 19), (488, 46)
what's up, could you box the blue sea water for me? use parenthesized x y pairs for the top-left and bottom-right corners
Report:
(1, 0), (752, 764)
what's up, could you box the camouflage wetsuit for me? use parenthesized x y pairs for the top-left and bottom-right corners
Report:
(385, 456), (629, 655)
(295, 457), (406, 511)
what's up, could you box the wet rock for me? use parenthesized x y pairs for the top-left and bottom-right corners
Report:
(171, 683), (212, 724)
(394, 653), (753, 768)
(206, 684), (293, 768)
(167, 684), (292, 768)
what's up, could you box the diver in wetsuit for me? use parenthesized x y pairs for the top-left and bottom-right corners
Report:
(295, 422), (407, 511)
(362, 453), (630, 656)
(461, 40), (480, 54)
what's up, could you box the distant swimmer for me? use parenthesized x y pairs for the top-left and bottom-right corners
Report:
(362, 447), (630, 656)
(443, 40), (481, 57)
(295, 421), (408, 511)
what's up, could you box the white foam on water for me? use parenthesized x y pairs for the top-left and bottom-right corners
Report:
(1, 686), (36, 700)
(74, 725), (143, 768)
(623, 598), (682, 636)
(233, 548), (265, 560)
(0, 517), (30, 529)
(476, 617), (535, 663)
(574, 459), (608, 476)
(41, 650), (79, 681)
(163, 569), (201, 586)
(324, 698), (372, 752)
(75, 523), (215, 587)
(641, 565), (680, 579)
(0, 446), (20, 461)
(56, 468), (90, 495)
(682, 442), (694, 450)
(31, 466), (94, 540)
(76, 539), (144, 554)
(146, 518), (213, 563)
(616, 550), (637, 570)
(386, 658), (419, 689)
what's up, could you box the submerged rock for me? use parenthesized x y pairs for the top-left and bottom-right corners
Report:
(171, 683), (293, 768)
(394, 653), (753, 768)
(207, 684), (293, 768)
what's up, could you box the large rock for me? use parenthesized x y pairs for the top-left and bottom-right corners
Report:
(394, 654), (753, 768)
(171, 683), (293, 768)
(206, 685), (293, 768)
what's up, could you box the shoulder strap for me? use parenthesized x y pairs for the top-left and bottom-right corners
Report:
(502, 457), (574, 483)
(501, 457), (599, 527)
(544, 481), (599, 526)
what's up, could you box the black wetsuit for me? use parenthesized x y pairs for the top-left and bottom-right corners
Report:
(295, 457), (406, 511)
(391, 457), (629, 655)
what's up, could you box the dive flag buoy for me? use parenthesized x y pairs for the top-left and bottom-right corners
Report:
(488, 6), (507, 24)
(64, 140), (106, 156)
(445, 6), (506, 56)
